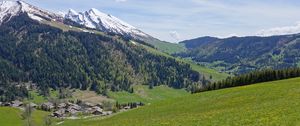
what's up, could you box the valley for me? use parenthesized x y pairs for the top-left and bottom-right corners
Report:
(0, 0), (300, 126)
(2, 77), (300, 126)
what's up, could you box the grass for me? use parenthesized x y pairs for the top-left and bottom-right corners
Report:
(60, 77), (300, 126)
(31, 110), (52, 126)
(0, 107), (53, 126)
(0, 107), (23, 126)
(108, 85), (190, 104)
(151, 40), (186, 54)
(180, 59), (230, 81)
(141, 43), (230, 81)
(28, 90), (59, 104)
(72, 90), (114, 104)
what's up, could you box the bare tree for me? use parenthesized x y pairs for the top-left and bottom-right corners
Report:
(21, 103), (33, 126)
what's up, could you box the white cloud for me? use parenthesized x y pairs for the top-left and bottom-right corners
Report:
(115, 0), (127, 2)
(169, 31), (181, 42)
(256, 22), (300, 36)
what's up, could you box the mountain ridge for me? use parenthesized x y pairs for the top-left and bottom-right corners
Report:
(177, 34), (300, 74)
(0, 1), (63, 24)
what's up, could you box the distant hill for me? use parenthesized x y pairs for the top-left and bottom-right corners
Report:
(178, 34), (300, 74)
(180, 36), (219, 49)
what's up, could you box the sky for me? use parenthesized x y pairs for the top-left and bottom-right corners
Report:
(13, 0), (300, 42)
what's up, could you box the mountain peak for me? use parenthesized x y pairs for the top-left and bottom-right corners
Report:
(0, 1), (22, 23)
(0, 0), (63, 24)
(0, 1), (151, 41)
(89, 8), (101, 14)
(65, 8), (149, 38)
(68, 8), (78, 15)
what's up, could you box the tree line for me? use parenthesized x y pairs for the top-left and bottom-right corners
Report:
(194, 68), (300, 93)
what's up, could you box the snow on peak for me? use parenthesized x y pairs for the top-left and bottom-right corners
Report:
(65, 8), (149, 37)
(0, 1), (22, 23)
(0, 0), (63, 24)
(68, 9), (78, 15)
(0, 1), (150, 39)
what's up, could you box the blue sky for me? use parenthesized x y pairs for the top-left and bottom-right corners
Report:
(21, 0), (300, 42)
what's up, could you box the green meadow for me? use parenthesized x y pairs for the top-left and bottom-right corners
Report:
(0, 107), (51, 126)
(140, 43), (230, 81)
(108, 85), (190, 104)
(61, 77), (300, 126)
(2, 78), (300, 126)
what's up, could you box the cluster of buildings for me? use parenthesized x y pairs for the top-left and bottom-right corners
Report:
(0, 100), (37, 108)
(0, 100), (144, 118)
(41, 102), (113, 118)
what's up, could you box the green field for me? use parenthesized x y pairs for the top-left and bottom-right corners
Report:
(141, 44), (230, 81)
(0, 107), (52, 126)
(0, 107), (23, 126)
(28, 90), (59, 104)
(108, 85), (190, 104)
(181, 59), (230, 81)
(60, 77), (300, 126)
(151, 40), (186, 54)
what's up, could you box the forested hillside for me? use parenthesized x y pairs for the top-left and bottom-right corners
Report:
(0, 13), (204, 101)
(177, 35), (300, 74)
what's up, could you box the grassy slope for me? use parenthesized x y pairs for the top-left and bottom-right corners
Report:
(0, 107), (23, 126)
(62, 77), (300, 126)
(0, 107), (52, 126)
(182, 59), (230, 81)
(152, 40), (186, 54)
(28, 90), (59, 104)
(141, 44), (229, 81)
(108, 85), (190, 104)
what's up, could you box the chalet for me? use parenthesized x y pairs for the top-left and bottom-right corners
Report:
(91, 109), (103, 115)
(69, 104), (81, 111)
(3, 102), (11, 106)
(41, 102), (54, 111)
(95, 103), (103, 108)
(102, 111), (112, 116)
(66, 108), (78, 115)
(11, 100), (23, 107)
(29, 103), (38, 108)
(92, 106), (102, 111)
(84, 102), (95, 108)
(58, 103), (67, 109)
(52, 109), (65, 118)
(124, 106), (131, 110)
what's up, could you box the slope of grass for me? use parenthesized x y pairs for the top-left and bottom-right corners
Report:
(151, 40), (186, 54)
(31, 110), (52, 126)
(72, 90), (114, 104)
(0, 107), (52, 126)
(62, 77), (300, 126)
(141, 44), (229, 81)
(181, 59), (230, 81)
(0, 107), (23, 126)
(108, 85), (190, 104)
(28, 90), (59, 104)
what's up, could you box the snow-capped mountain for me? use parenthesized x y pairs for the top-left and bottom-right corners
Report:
(0, 1), (63, 24)
(0, 1), (166, 51)
(65, 8), (150, 39)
